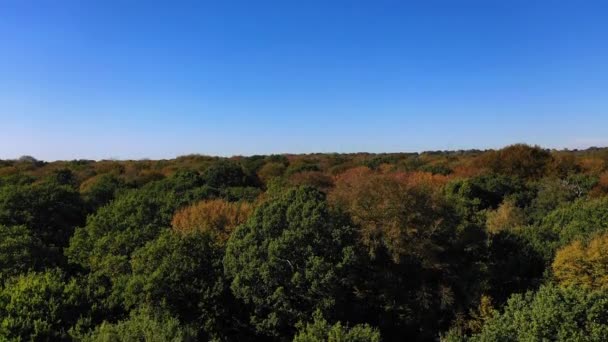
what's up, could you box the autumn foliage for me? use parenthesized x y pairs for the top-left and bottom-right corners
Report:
(171, 199), (253, 244)
(477, 144), (552, 179)
(553, 233), (608, 290)
(485, 199), (526, 234)
(329, 167), (449, 261)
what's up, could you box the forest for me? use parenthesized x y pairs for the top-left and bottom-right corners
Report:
(1, 144), (608, 341)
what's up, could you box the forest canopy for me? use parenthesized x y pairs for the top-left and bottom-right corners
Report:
(1, 144), (608, 341)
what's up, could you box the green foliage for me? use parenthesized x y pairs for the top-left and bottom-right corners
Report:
(266, 154), (290, 166)
(0, 270), (87, 341)
(566, 173), (599, 196)
(203, 160), (251, 188)
(81, 174), (128, 210)
(239, 155), (268, 175)
(48, 168), (79, 188)
(0, 225), (36, 282)
(544, 195), (608, 243)
(220, 186), (262, 202)
(529, 196), (608, 261)
(445, 174), (530, 227)
(458, 285), (608, 341)
(527, 177), (580, 222)
(396, 155), (424, 172)
(285, 163), (321, 176)
(224, 186), (359, 338)
(66, 172), (213, 311)
(0, 174), (35, 187)
(83, 306), (196, 342)
(68, 172), (207, 266)
(420, 163), (453, 175)
(124, 230), (239, 340)
(293, 310), (381, 342)
(0, 181), (85, 268)
(362, 155), (401, 170)
(258, 162), (288, 183)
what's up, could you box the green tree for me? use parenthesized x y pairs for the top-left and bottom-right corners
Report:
(203, 160), (251, 188)
(0, 181), (85, 268)
(444, 174), (530, 228)
(48, 168), (79, 188)
(124, 230), (244, 340)
(293, 310), (381, 342)
(83, 306), (196, 342)
(66, 172), (213, 312)
(0, 270), (87, 341)
(536, 196), (608, 258)
(224, 187), (359, 339)
(456, 285), (608, 341)
(0, 225), (36, 282)
(527, 177), (580, 223)
(80, 173), (128, 211)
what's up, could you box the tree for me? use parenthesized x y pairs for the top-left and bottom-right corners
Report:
(293, 310), (381, 342)
(203, 160), (250, 188)
(83, 306), (196, 342)
(590, 171), (608, 197)
(224, 187), (359, 339)
(80, 174), (128, 210)
(553, 233), (608, 290)
(258, 162), (287, 184)
(464, 295), (496, 335)
(538, 196), (608, 254)
(287, 171), (334, 192)
(443, 295), (496, 339)
(220, 186), (262, 202)
(171, 199), (253, 244)
(0, 270), (87, 341)
(0, 181), (85, 268)
(548, 152), (580, 178)
(450, 285), (608, 341)
(285, 162), (321, 176)
(527, 177), (580, 223)
(330, 168), (489, 340)
(124, 230), (244, 340)
(485, 231), (544, 303)
(330, 167), (452, 263)
(485, 199), (525, 234)
(66, 172), (213, 313)
(444, 174), (530, 229)
(0, 225), (36, 282)
(478, 144), (552, 179)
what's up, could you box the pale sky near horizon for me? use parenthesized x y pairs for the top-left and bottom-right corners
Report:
(1, 1), (608, 161)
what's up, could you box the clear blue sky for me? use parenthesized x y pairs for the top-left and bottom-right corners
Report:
(1, 1), (607, 160)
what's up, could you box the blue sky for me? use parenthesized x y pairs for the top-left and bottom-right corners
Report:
(1, 1), (607, 160)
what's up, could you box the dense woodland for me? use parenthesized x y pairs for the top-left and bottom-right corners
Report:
(1, 144), (608, 341)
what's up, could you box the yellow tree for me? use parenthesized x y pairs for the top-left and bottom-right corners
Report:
(485, 199), (526, 234)
(553, 233), (608, 289)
